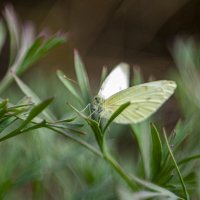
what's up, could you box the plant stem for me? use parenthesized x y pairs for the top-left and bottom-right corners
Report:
(47, 126), (103, 157)
(104, 152), (137, 190)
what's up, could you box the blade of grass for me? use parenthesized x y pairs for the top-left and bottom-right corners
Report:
(163, 129), (190, 200)
(150, 123), (163, 180)
(74, 49), (91, 103)
(131, 120), (151, 179)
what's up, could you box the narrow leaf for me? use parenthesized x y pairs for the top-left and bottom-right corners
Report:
(57, 70), (83, 104)
(19, 35), (66, 74)
(17, 37), (44, 74)
(100, 66), (108, 85)
(0, 98), (53, 142)
(103, 102), (130, 133)
(131, 121), (151, 179)
(0, 20), (6, 54)
(13, 74), (54, 121)
(163, 129), (190, 200)
(74, 49), (91, 103)
(150, 123), (163, 180)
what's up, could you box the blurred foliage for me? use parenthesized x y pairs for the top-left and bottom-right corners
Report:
(0, 4), (66, 95)
(0, 4), (200, 200)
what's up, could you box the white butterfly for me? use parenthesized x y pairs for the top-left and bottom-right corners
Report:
(92, 63), (177, 124)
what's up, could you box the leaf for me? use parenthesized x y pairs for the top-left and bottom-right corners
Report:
(173, 118), (192, 150)
(21, 98), (52, 126)
(18, 35), (66, 74)
(163, 129), (190, 200)
(50, 117), (77, 123)
(131, 121), (151, 179)
(100, 66), (108, 85)
(66, 128), (86, 135)
(118, 187), (179, 200)
(0, 20), (6, 55)
(57, 70), (83, 104)
(150, 123), (163, 180)
(0, 98), (53, 142)
(74, 49), (91, 103)
(132, 66), (144, 85)
(41, 34), (66, 52)
(21, 120), (46, 132)
(17, 37), (44, 74)
(178, 153), (200, 166)
(0, 99), (8, 118)
(103, 102), (131, 133)
(13, 74), (54, 121)
(3, 5), (20, 63)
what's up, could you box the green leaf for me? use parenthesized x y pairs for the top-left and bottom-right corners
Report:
(74, 50), (91, 103)
(21, 98), (52, 126)
(173, 119), (193, 150)
(132, 66), (144, 85)
(20, 120), (46, 133)
(178, 153), (200, 166)
(17, 37), (44, 74)
(0, 20), (6, 55)
(131, 121), (151, 179)
(50, 117), (77, 123)
(163, 129), (190, 200)
(150, 123), (163, 180)
(13, 74), (54, 121)
(0, 98), (53, 142)
(57, 70), (83, 104)
(100, 66), (108, 85)
(103, 102), (131, 133)
(40, 34), (66, 52)
(66, 128), (86, 135)
(18, 35), (66, 74)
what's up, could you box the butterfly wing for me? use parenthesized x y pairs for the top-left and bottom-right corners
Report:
(98, 63), (129, 99)
(100, 80), (177, 124)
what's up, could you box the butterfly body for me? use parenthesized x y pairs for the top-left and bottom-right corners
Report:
(92, 63), (177, 124)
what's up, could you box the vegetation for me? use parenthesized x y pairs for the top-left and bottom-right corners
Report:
(0, 5), (199, 200)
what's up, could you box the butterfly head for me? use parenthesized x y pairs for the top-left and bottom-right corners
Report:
(92, 96), (104, 113)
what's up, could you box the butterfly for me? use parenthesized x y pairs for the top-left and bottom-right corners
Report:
(92, 63), (177, 124)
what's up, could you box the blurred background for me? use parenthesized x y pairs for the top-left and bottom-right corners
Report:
(1, 0), (200, 79)
(0, 0), (200, 199)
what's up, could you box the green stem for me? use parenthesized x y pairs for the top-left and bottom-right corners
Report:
(104, 152), (137, 190)
(47, 126), (103, 157)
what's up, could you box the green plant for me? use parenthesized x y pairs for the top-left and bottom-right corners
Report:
(0, 5), (200, 200)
